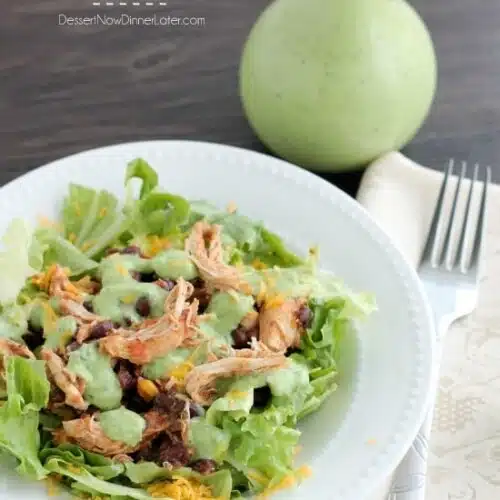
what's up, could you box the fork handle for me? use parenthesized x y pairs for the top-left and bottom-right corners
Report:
(385, 316), (449, 500)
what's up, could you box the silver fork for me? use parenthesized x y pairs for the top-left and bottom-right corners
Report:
(386, 159), (491, 500)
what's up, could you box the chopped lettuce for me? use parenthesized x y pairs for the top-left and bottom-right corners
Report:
(125, 158), (159, 199)
(5, 357), (50, 410)
(44, 456), (151, 499)
(189, 418), (231, 461)
(36, 228), (98, 276)
(124, 158), (190, 238)
(0, 303), (29, 342)
(61, 183), (124, 259)
(0, 357), (51, 480)
(0, 220), (45, 303)
(40, 443), (125, 480)
(0, 396), (47, 479)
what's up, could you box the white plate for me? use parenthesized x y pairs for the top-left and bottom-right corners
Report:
(0, 141), (434, 500)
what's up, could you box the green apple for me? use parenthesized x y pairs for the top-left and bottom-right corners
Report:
(240, 0), (437, 171)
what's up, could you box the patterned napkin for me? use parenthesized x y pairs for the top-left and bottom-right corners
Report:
(357, 152), (500, 500)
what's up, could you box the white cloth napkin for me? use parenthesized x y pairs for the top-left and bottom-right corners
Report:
(357, 152), (500, 500)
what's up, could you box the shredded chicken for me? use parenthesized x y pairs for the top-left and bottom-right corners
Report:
(259, 298), (306, 352)
(99, 279), (202, 364)
(40, 348), (88, 411)
(32, 264), (83, 303)
(53, 410), (171, 457)
(59, 299), (108, 344)
(185, 221), (249, 293)
(185, 345), (287, 405)
(0, 339), (35, 372)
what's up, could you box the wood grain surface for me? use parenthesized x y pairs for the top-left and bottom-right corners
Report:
(1, 0), (499, 194)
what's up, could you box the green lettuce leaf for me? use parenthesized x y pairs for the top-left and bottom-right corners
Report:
(36, 228), (98, 276)
(0, 219), (45, 304)
(0, 303), (29, 342)
(40, 443), (125, 480)
(125, 461), (170, 484)
(44, 456), (150, 499)
(6, 356), (50, 410)
(189, 418), (231, 461)
(123, 158), (190, 239)
(0, 396), (47, 479)
(125, 158), (159, 199)
(61, 183), (124, 258)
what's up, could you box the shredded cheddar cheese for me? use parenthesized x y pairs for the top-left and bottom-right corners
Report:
(227, 389), (248, 400)
(99, 207), (108, 218)
(251, 258), (268, 270)
(256, 280), (268, 304)
(73, 276), (96, 294)
(263, 293), (286, 310)
(45, 476), (60, 497)
(66, 464), (82, 474)
(37, 216), (63, 232)
(226, 200), (237, 214)
(144, 235), (171, 257)
(68, 233), (77, 243)
(168, 361), (195, 387)
(146, 476), (215, 499)
(80, 239), (96, 252)
(40, 302), (58, 332)
(248, 470), (269, 486)
(121, 294), (137, 305)
(115, 264), (130, 277)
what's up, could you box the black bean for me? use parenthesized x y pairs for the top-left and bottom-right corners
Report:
(124, 391), (154, 413)
(253, 386), (272, 409)
(190, 459), (217, 475)
(123, 317), (133, 327)
(130, 271), (142, 281)
(117, 362), (138, 390)
(140, 272), (159, 283)
(22, 329), (44, 351)
(88, 320), (114, 340)
(231, 326), (259, 350)
(157, 434), (192, 468)
(190, 279), (211, 312)
(120, 245), (142, 255)
(189, 401), (205, 418)
(83, 299), (94, 313)
(27, 320), (43, 335)
(297, 305), (313, 329)
(156, 279), (175, 291)
(154, 391), (186, 417)
(135, 296), (151, 317)
(66, 341), (80, 352)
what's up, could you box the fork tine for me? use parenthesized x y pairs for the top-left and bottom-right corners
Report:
(420, 159), (453, 265)
(469, 166), (491, 272)
(454, 164), (478, 270)
(441, 161), (466, 266)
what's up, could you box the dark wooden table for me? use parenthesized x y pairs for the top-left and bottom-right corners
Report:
(2, 0), (500, 195)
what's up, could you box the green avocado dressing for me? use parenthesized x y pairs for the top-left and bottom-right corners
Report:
(92, 250), (199, 324)
(67, 343), (122, 410)
(99, 407), (146, 446)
